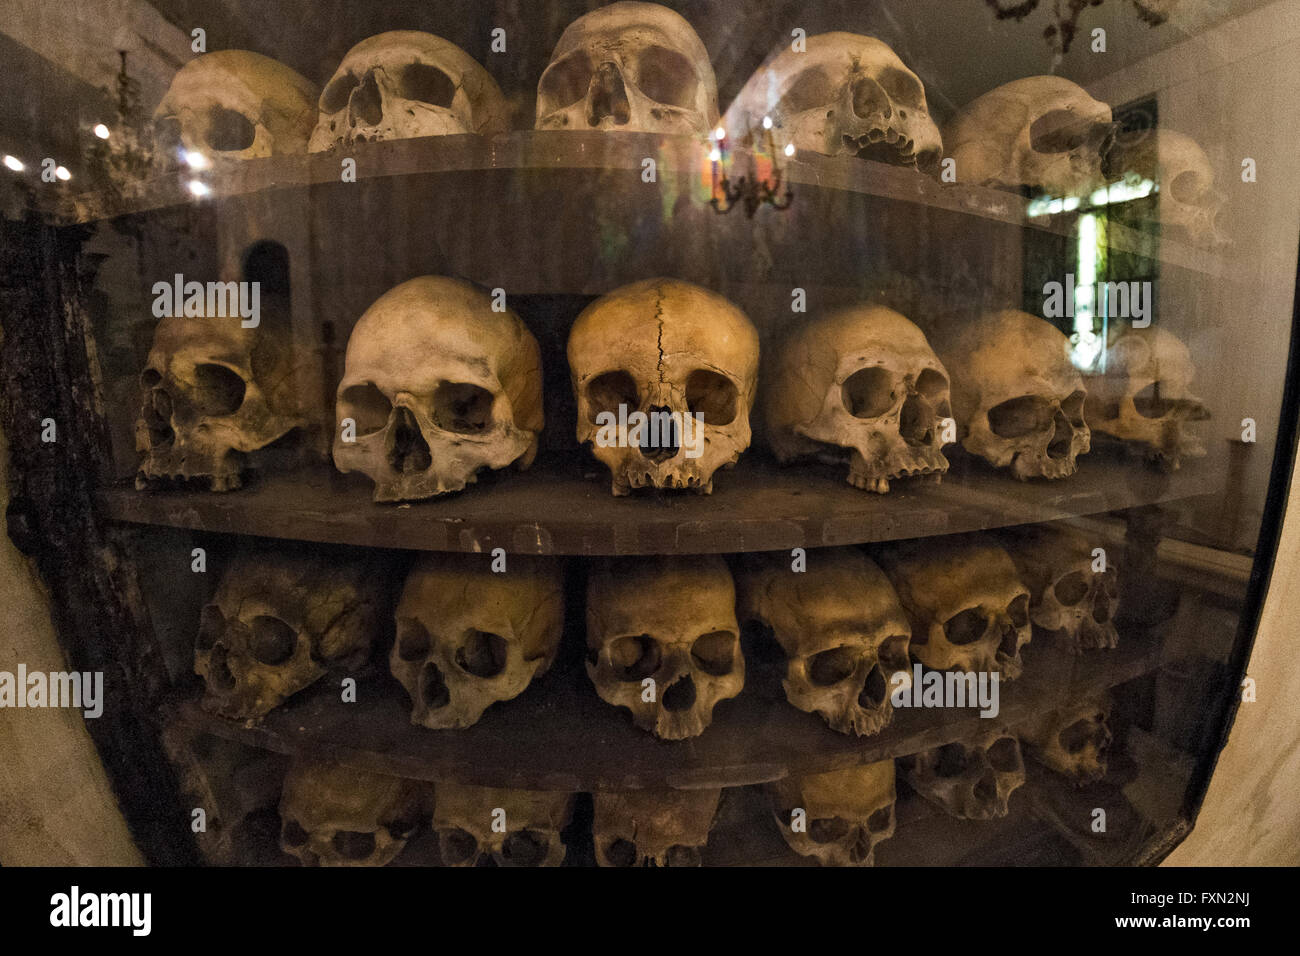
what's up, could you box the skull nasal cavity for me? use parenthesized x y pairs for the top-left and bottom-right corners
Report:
(662, 675), (697, 711)
(1047, 409), (1074, 458)
(333, 830), (376, 860)
(388, 406), (432, 473)
(640, 405), (680, 462)
(858, 664), (887, 707)
(420, 662), (450, 709)
(899, 393), (935, 445)
(351, 72), (384, 126)
(205, 107), (256, 152)
(456, 630), (508, 678)
(587, 61), (631, 126)
(851, 75), (891, 120)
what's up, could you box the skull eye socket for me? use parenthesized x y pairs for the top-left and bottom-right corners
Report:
(808, 817), (851, 844)
(1133, 382), (1174, 418)
(877, 66), (926, 110)
(1030, 109), (1091, 153)
(585, 371), (639, 423)
(140, 368), (163, 390)
(604, 838), (638, 866)
(339, 383), (393, 437)
(635, 45), (699, 109)
(943, 608), (988, 646)
(807, 646), (859, 686)
(691, 630), (736, 676)
(987, 737), (1022, 772)
(867, 806), (893, 832)
(878, 633), (911, 670)
(1007, 594), (1030, 628)
(205, 106), (257, 153)
(196, 605), (224, 652)
(332, 830), (377, 860)
(915, 368), (949, 400)
(1060, 718), (1098, 754)
(433, 382), (495, 433)
(438, 828), (478, 864)
(686, 370), (738, 426)
(1054, 571), (1089, 606)
(501, 829), (549, 866)
(395, 619), (431, 660)
(250, 615), (296, 665)
(538, 51), (593, 111)
(321, 73), (360, 113)
(842, 366), (897, 419)
(777, 67), (835, 114)
(191, 363), (247, 416)
(607, 634), (661, 681)
(1169, 169), (1206, 203)
(281, 819), (309, 847)
(988, 395), (1054, 438)
(934, 742), (969, 777)
(456, 630), (509, 678)
(398, 63), (457, 109)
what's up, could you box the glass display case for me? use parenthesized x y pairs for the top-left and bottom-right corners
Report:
(1, 0), (1297, 868)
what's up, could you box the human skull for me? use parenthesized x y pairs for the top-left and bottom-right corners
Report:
(944, 76), (1114, 196)
(278, 760), (425, 866)
(137, 312), (307, 491)
(309, 31), (508, 151)
(433, 782), (573, 866)
(765, 305), (952, 493)
(737, 548), (911, 736)
(333, 277), (544, 502)
(941, 309), (1090, 480)
(195, 553), (380, 719)
(153, 50), (318, 164)
(592, 788), (722, 867)
(902, 730), (1025, 820)
(768, 761), (896, 866)
(1109, 128), (1222, 242)
(586, 555), (744, 740)
(1084, 325), (1209, 472)
(1023, 695), (1113, 785)
(535, 2), (717, 135)
(390, 554), (564, 730)
(998, 525), (1119, 651)
(725, 33), (942, 172)
(875, 535), (1032, 680)
(568, 278), (759, 495)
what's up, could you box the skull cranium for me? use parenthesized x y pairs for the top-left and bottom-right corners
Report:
(592, 788), (722, 867)
(333, 277), (544, 502)
(309, 31), (508, 151)
(1023, 695), (1113, 785)
(768, 761), (897, 866)
(390, 554), (564, 730)
(535, 2), (718, 135)
(726, 32), (942, 172)
(586, 555), (744, 740)
(902, 730), (1025, 820)
(998, 525), (1119, 651)
(433, 782), (573, 867)
(1109, 128), (1222, 242)
(568, 278), (759, 496)
(765, 305), (952, 493)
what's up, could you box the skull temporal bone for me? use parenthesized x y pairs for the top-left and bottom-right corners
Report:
(535, 1), (718, 135)
(592, 788), (722, 867)
(726, 32), (942, 172)
(153, 50), (319, 163)
(433, 782), (573, 867)
(390, 554), (564, 730)
(903, 729), (1026, 820)
(875, 534), (1032, 680)
(309, 31), (508, 151)
(586, 555), (745, 740)
(941, 309), (1090, 480)
(737, 548), (911, 736)
(568, 278), (759, 495)
(765, 305), (952, 493)
(768, 761), (897, 866)
(333, 277), (544, 502)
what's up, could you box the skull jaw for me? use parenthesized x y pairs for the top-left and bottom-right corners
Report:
(968, 427), (1089, 481)
(844, 445), (949, 494)
(196, 659), (323, 721)
(284, 831), (406, 867)
(588, 661), (737, 741)
(402, 660), (545, 730)
(308, 108), (476, 152)
(336, 430), (536, 503)
(774, 817), (885, 867)
(137, 445), (248, 492)
(594, 445), (738, 496)
(787, 677), (895, 738)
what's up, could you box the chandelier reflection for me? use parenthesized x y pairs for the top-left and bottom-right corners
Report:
(708, 118), (794, 217)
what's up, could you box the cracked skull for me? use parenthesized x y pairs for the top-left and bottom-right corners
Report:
(902, 730), (1025, 820)
(1023, 695), (1113, 785)
(768, 761), (896, 866)
(944, 76), (1114, 195)
(1084, 325), (1209, 472)
(390, 554), (564, 730)
(195, 553), (380, 719)
(592, 788), (721, 867)
(137, 311), (307, 491)
(586, 555), (744, 740)
(309, 31), (508, 151)
(1109, 128), (1222, 242)
(433, 782), (573, 867)
(333, 277), (544, 502)
(738, 548), (911, 736)
(999, 525), (1119, 651)
(153, 50), (318, 164)
(941, 309), (1090, 480)
(568, 278), (759, 495)
(726, 32), (942, 172)
(535, 1), (717, 134)
(278, 759), (425, 866)
(765, 305), (952, 493)
(876, 534), (1032, 680)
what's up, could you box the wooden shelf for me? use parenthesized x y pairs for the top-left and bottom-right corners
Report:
(168, 626), (1163, 793)
(102, 453), (1216, 556)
